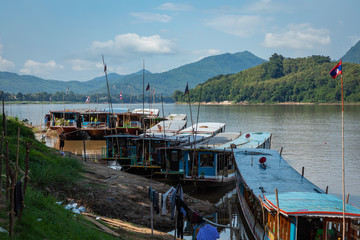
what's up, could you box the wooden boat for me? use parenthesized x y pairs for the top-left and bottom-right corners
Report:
(180, 132), (272, 189)
(48, 110), (84, 139)
(154, 132), (272, 186)
(233, 148), (360, 240)
(80, 110), (110, 139)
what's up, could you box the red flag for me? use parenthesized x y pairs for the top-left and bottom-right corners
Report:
(184, 83), (189, 96)
(146, 83), (150, 91)
(119, 92), (122, 100)
(329, 60), (342, 79)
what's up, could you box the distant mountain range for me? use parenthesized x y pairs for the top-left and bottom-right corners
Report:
(2, 40), (360, 98)
(0, 51), (266, 95)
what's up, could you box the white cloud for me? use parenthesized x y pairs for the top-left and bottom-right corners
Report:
(206, 15), (264, 37)
(91, 33), (175, 55)
(157, 3), (193, 11)
(130, 12), (172, 22)
(0, 56), (15, 71)
(20, 60), (64, 78)
(70, 59), (102, 72)
(263, 23), (331, 49)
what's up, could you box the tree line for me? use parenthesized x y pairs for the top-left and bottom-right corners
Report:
(1, 91), (175, 103)
(173, 54), (360, 103)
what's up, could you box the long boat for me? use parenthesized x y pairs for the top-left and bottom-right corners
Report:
(154, 132), (272, 187)
(233, 148), (360, 240)
(47, 110), (87, 139)
(180, 132), (272, 189)
(80, 109), (110, 139)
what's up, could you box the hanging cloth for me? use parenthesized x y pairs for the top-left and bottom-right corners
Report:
(162, 186), (175, 215)
(14, 180), (24, 216)
(196, 224), (220, 240)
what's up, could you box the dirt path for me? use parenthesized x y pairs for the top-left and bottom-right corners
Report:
(68, 158), (216, 234)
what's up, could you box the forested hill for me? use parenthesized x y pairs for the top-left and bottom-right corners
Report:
(173, 54), (360, 103)
(342, 40), (360, 64)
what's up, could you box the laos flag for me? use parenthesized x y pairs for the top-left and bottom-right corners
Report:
(329, 60), (342, 79)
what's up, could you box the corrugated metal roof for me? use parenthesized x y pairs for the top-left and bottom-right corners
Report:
(198, 132), (241, 148)
(178, 122), (225, 134)
(146, 120), (187, 135)
(264, 192), (360, 217)
(233, 148), (360, 217)
(218, 132), (271, 149)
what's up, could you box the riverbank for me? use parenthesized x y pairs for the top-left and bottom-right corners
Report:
(0, 117), (216, 239)
(67, 154), (216, 233)
(175, 101), (360, 105)
(4, 100), (360, 106)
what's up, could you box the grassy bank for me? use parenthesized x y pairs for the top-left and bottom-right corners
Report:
(0, 116), (120, 239)
(0, 117), (176, 240)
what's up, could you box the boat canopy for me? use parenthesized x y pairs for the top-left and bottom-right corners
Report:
(178, 122), (225, 134)
(233, 148), (360, 219)
(198, 132), (241, 148)
(264, 192), (360, 218)
(132, 108), (159, 116)
(217, 132), (271, 149)
(101, 108), (129, 113)
(165, 114), (187, 121)
(146, 120), (187, 134)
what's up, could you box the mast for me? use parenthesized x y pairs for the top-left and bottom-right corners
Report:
(341, 69), (345, 240)
(102, 55), (119, 154)
(142, 60), (145, 165)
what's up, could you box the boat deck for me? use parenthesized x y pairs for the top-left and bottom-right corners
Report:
(233, 148), (360, 218)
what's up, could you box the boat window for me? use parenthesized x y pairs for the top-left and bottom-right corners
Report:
(200, 153), (214, 167)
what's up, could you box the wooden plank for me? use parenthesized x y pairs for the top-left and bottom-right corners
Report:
(83, 215), (120, 237)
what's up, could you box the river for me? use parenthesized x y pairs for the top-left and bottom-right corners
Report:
(4, 103), (360, 239)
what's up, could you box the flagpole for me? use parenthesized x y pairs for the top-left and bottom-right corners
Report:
(341, 72), (345, 240)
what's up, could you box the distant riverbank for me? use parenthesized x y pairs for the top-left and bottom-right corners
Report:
(175, 101), (360, 105)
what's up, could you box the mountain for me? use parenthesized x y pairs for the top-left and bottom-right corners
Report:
(173, 55), (360, 103)
(0, 51), (266, 95)
(342, 40), (360, 64)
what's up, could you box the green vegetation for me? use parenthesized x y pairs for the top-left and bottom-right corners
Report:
(173, 55), (360, 103)
(1, 91), (175, 104)
(0, 117), (118, 239)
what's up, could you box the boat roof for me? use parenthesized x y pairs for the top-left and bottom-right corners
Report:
(146, 120), (187, 135)
(178, 122), (225, 134)
(132, 108), (159, 116)
(198, 132), (241, 148)
(216, 132), (272, 149)
(233, 148), (360, 218)
(50, 109), (81, 114)
(165, 114), (187, 121)
(264, 192), (360, 218)
(101, 108), (129, 113)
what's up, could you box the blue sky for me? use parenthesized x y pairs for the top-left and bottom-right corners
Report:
(0, 0), (359, 81)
